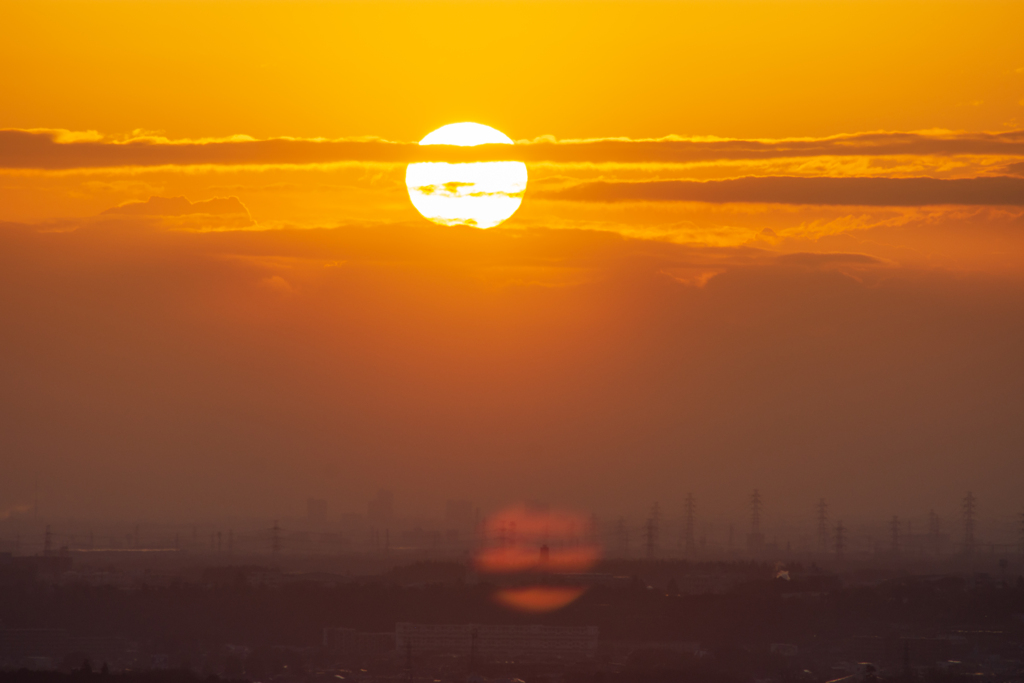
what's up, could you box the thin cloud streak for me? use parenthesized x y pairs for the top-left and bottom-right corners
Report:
(537, 176), (1024, 206)
(3, 129), (1024, 170)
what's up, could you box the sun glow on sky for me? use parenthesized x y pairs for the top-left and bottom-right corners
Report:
(406, 123), (528, 229)
(0, 0), (1023, 532)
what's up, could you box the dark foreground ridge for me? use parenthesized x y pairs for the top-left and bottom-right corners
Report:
(1, 558), (1023, 683)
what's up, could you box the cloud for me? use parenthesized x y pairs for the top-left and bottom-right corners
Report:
(0, 129), (418, 170)
(103, 195), (250, 217)
(1002, 161), (1024, 176)
(775, 252), (885, 267)
(1, 215), (1022, 520)
(516, 130), (1024, 164)
(101, 195), (254, 229)
(536, 176), (1024, 206)
(2, 128), (1023, 170)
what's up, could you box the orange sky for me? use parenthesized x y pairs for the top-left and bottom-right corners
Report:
(1, 0), (1022, 531)
(4, 1), (1024, 140)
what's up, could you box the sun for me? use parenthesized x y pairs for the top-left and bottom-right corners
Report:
(405, 122), (528, 229)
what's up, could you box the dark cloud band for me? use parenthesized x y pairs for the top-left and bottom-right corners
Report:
(2, 129), (1023, 170)
(537, 176), (1024, 206)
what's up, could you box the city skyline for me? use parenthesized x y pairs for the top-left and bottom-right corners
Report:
(5, 489), (1022, 562)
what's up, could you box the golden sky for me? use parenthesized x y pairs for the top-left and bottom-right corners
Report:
(1, 0), (1022, 526)
(5, 1), (1024, 140)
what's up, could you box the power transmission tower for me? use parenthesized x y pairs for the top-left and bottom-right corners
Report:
(1018, 511), (1024, 556)
(644, 503), (660, 559)
(43, 525), (52, 556)
(643, 517), (654, 559)
(747, 490), (764, 554)
(890, 516), (900, 555)
(615, 517), (628, 557)
(816, 499), (829, 553)
(962, 492), (976, 555)
(835, 520), (846, 560)
(469, 627), (478, 672)
(928, 510), (941, 554)
(684, 493), (696, 557)
(271, 520), (282, 557)
(751, 490), (762, 535)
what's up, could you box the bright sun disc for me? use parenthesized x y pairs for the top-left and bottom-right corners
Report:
(405, 122), (528, 229)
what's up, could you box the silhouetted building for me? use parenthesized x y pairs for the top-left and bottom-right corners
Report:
(852, 635), (961, 668)
(395, 623), (598, 662)
(324, 627), (395, 659)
